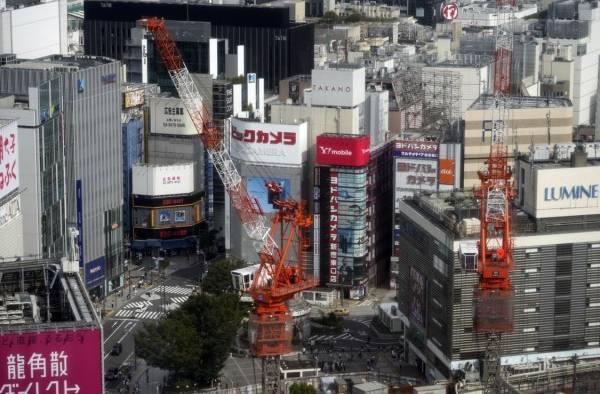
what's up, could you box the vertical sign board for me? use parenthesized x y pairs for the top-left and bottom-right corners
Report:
(439, 159), (455, 185)
(409, 266), (426, 328)
(329, 171), (339, 284)
(0, 120), (19, 201)
(0, 328), (103, 393)
(394, 140), (440, 198)
(76, 180), (84, 269)
(141, 38), (148, 84)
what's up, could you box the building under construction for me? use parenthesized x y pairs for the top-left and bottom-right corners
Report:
(393, 148), (600, 383)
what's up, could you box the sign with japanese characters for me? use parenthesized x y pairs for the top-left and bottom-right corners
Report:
(132, 163), (194, 197)
(395, 158), (438, 196)
(230, 119), (307, 166)
(394, 140), (439, 159)
(0, 120), (18, 201)
(0, 327), (102, 393)
(150, 97), (196, 136)
(329, 171), (339, 284)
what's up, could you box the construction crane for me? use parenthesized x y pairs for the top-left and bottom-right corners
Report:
(142, 18), (317, 393)
(473, 1), (516, 393)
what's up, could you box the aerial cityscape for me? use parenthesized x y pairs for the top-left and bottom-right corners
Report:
(0, 0), (599, 393)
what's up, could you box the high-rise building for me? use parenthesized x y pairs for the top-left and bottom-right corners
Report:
(83, 0), (314, 89)
(0, 55), (124, 297)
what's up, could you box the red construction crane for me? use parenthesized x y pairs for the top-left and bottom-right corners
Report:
(141, 18), (317, 393)
(473, 1), (516, 392)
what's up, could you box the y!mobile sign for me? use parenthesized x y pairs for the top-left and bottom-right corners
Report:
(0, 120), (18, 201)
(230, 119), (308, 166)
(329, 171), (339, 284)
(316, 135), (370, 167)
(0, 328), (102, 393)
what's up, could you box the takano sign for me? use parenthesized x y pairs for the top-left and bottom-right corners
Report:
(316, 135), (370, 167)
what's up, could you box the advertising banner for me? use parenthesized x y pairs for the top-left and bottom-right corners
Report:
(395, 158), (438, 192)
(439, 159), (455, 185)
(76, 180), (83, 269)
(310, 68), (366, 108)
(85, 256), (105, 286)
(409, 267), (426, 328)
(394, 140), (439, 159)
(329, 171), (339, 284)
(0, 328), (103, 394)
(0, 120), (18, 201)
(246, 177), (291, 214)
(535, 166), (600, 218)
(123, 89), (144, 109)
(132, 164), (194, 197)
(316, 135), (370, 167)
(0, 194), (20, 228)
(150, 97), (196, 135)
(230, 119), (307, 166)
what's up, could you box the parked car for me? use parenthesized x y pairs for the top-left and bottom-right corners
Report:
(111, 342), (123, 356)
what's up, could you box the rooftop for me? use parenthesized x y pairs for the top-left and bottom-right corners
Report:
(3, 55), (116, 71)
(469, 95), (572, 110)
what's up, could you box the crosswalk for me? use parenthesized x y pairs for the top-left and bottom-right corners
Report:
(123, 300), (153, 309)
(170, 296), (189, 304)
(115, 309), (164, 320)
(309, 333), (354, 342)
(154, 285), (193, 295)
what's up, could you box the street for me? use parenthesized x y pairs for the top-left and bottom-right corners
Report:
(102, 256), (205, 393)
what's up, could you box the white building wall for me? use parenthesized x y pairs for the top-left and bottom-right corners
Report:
(0, 0), (67, 58)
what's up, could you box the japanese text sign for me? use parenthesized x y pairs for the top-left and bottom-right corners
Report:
(0, 120), (18, 201)
(394, 140), (439, 159)
(329, 171), (339, 284)
(0, 328), (102, 394)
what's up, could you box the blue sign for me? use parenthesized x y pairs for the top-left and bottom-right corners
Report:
(76, 180), (84, 268)
(85, 256), (106, 286)
(544, 185), (599, 201)
(77, 79), (85, 93)
(246, 177), (290, 213)
(101, 73), (117, 84)
(247, 73), (257, 83)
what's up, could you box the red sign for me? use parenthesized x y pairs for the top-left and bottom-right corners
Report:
(329, 171), (339, 283)
(439, 159), (455, 185)
(316, 135), (370, 167)
(0, 327), (102, 394)
(442, 3), (459, 20)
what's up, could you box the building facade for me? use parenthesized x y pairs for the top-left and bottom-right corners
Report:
(83, 0), (314, 90)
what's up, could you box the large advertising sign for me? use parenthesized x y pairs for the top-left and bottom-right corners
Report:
(311, 68), (366, 108)
(439, 159), (455, 185)
(395, 158), (438, 193)
(150, 97), (196, 136)
(394, 140), (439, 159)
(230, 119), (308, 166)
(329, 171), (339, 284)
(0, 328), (102, 394)
(132, 164), (194, 197)
(85, 256), (105, 286)
(246, 177), (291, 214)
(0, 120), (18, 201)
(535, 166), (600, 218)
(123, 89), (144, 109)
(76, 180), (84, 269)
(316, 135), (370, 167)
(409, 267), (426, 328)
(0, 194), (20, 228)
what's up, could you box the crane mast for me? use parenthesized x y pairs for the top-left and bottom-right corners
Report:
(142, 18), (317, 394)
(473, 1), (516, 393)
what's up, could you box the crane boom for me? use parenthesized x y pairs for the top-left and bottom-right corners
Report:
(143, 18), (276, 257)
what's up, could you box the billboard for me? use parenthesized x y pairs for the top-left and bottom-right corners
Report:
(534, 166), (600, 218)
(394, 140), (439, 159)
(230, 119), (308, 166)
(409, 267), (426, 328)
(150, 97), (196, 135)
(76, 180), (83, 269)
(316, 135), (370, 167)
(0, 120), (18, 201)
(0, 194), (20, 228)
(395, 158), (438, 193)
(0, 328), (102, 394)
(123, 89), (144, 108)
(329, 171), (339, 284)
(85, 256), (105, 286)
(246, 177), (291, 214)
(132, 163), (194, 197)
(439, 159), (455, 185)
(310, 68), (366, 107)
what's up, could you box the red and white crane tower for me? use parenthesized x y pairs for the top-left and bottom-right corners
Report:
(473, 1), (516, 393)
(142, 18), (317, 394)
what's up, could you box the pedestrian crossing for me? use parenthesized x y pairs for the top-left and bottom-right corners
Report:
(115, 309), (164, 320)
(123, 300), (153, 310)
(170, 296), (189, 304)
(154, 285), (193, 295)
(309, 333), (354, 342)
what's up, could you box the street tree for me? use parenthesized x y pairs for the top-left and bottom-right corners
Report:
(201, 259), (245, 296)
(134, 293), (244, 387)
(289, 382), (318, 394)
